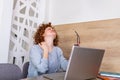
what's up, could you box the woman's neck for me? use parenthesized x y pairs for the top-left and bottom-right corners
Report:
(44, 37), (54, 49)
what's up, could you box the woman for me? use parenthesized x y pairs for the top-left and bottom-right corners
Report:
(27, 23), (68, 77)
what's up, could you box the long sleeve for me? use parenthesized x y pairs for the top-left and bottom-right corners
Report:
(29, 45), (48, 73)
(58, 48), (68, 71)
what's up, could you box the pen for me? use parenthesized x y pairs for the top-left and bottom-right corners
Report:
(43, 75), (53, 80)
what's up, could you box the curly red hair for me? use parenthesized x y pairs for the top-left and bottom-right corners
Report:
(33, 22), (59, 46)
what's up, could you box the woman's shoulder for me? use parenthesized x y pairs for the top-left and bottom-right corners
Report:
(31, 44), (39, 48)
(54, 46), (62, 50)
(30, 44), (42, 51)
(54, 46), (63, 54)
(29, 44), (43, 55)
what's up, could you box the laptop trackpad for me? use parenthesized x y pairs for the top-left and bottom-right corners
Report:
(43, 72), (65, 80)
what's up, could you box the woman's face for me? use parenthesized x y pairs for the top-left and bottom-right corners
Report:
(43, 27), (57, 39)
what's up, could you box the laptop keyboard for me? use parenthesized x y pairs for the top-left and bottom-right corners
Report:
(42, 72), (65, 80)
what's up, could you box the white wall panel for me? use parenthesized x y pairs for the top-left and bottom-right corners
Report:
(8, 0), (47, 68)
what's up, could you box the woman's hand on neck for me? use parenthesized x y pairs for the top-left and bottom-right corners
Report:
(39, 36), (54, 59)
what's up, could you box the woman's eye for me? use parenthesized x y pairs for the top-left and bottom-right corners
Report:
(46, 27), (54, 30)
(49, 28), (53, 30)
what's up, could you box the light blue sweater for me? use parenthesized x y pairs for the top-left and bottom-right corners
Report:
(27, 45), (68, 77)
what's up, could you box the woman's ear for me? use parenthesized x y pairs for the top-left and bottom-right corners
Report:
(42, 33), (45, 37)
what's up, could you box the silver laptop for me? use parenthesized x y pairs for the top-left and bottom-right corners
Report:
(43, 46), (105, 80)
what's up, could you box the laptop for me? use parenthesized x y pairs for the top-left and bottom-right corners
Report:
(42, 46), (105, 80)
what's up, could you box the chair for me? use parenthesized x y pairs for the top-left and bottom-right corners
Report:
(22, 62), (29, 78)
(0, 63), (22, 80)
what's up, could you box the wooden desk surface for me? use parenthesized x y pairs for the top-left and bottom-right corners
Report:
(21, 74), (120, 80)
(21, 77), (120, 80)
(21, 76), (45, 80)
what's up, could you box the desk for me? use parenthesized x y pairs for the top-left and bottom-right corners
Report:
(21, 76), (47, 80)
(21, 73), (120, 80)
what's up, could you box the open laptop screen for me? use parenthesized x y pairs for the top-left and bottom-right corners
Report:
(65, 46), (105, 80)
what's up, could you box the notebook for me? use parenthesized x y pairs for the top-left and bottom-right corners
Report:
(43, 46), (105, 80)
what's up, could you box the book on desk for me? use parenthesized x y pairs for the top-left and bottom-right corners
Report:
(96, 71), (120, 80)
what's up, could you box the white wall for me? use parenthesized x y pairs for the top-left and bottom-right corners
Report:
(0, 0), (13, 63)
(0, 0), (3, 29)
(49, 0), (120, 25)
